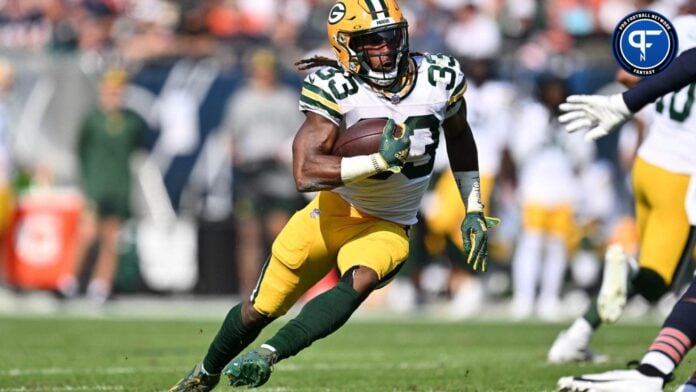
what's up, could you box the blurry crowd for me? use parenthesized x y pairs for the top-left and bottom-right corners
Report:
(0, 0), (690, 318)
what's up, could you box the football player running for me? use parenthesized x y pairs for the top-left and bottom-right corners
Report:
(169, 0), (498, 390)
(551, 12), (696, 392)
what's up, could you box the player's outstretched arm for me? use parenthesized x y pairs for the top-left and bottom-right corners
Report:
(443, 100), (500, 271)
(559, 47), (696, 141)
(623, 47), (696, 112)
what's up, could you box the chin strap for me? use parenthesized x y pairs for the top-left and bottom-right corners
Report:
(363, 58), (416, 103)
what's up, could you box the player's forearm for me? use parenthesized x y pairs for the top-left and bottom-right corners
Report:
(445, 123), (479, 172)
(294, 152), (391, 191)
(453, 171), (484, 212)
(623, 48), (696, 112)
(293, 154), (344, 192)
(339, 154), (388, 184)
(445, 127), (482, 211)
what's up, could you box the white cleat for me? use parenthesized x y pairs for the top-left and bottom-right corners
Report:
(597, 244), (629, 324)
(548, 330), (607, 364)
(676, 383), (696, 392)
(557, 369), (665, 392)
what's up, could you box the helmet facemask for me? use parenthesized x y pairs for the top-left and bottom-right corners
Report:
(344, 23), (409, 88)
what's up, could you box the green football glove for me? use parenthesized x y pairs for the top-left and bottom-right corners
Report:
(378, 119), (412, 173)
(461, 211), (501, 272)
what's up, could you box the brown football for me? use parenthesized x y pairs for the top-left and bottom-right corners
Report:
(332, 118), (389, 157)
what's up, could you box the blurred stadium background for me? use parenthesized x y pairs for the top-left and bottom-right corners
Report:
(0, 0), (694, 390)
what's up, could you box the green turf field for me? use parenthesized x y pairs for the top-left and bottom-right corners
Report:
(0, 316), (692, 391)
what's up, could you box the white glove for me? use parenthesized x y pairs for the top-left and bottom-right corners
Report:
(558, 94), (632, 141)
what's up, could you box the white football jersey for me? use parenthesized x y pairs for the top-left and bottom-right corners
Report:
(637, 15), (696, 175)
(466, 80), (516, 176)
(299, 53), (467, 225)
(511, 100), (595, 206)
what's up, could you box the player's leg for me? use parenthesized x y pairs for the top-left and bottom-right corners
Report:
(169, 253), (331, 392)
(550, 158), (691, 363)
(596, 244), (635, 323)
(588, 162), (651, 325)
(630, 158), (692, 300)
(226, 197), (409, 388)
(511, 204), (545, 319)
(557, 274), (696, 392)
(170, 194), (332, 391)
(547, 209), (610, 363)
(550, 181), (645, 363)
(537, 205), (572, 321)
(221, 251), (335, 388)
(261, 219), (408, 359)
(637, 275), (696, 382)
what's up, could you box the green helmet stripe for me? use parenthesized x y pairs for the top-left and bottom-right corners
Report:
(364, 0), (377, 18)
(376, 0), (390, 17)
(365, 0), (389, 19)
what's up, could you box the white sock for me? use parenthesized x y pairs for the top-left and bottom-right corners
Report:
(539, 236), (566, 305)
(512, 231), (543, 309)
(567, 317), (593, 343)
(200, 363), (218, 376)
(641, 351), (676, 375)
(260, 344), (277, 353)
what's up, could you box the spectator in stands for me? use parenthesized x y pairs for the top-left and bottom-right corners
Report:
(57, 68), (147, 303)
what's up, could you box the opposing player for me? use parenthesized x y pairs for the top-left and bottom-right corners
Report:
(558, 277), (696, 391)
(552, 11), (696, 392)
(548, 12), (696, 366)
(169, 0), (498, 390)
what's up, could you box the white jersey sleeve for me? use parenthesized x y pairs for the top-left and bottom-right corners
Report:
(299, 68), (347, 125)
(420, 53), (467, 118)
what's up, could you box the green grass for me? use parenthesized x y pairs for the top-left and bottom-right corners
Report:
(0, 316), (694, 391)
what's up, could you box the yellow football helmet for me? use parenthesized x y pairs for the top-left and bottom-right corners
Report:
(327, 0), (409, 88)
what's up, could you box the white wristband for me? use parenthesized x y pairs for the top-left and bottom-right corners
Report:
(340, 153), (388, 184)
(453, 171), (483, 212)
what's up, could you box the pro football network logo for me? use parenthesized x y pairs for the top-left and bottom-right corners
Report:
(612, 10), (678, 76)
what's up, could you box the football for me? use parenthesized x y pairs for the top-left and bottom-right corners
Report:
(331, 118), (389, 157)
